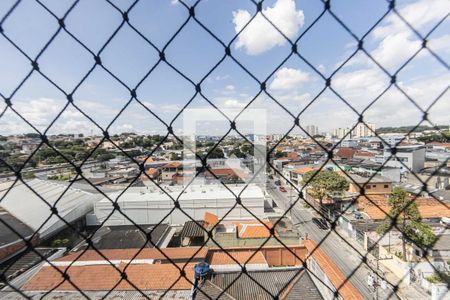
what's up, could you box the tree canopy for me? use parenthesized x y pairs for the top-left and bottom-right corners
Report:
(377, 187), (437, 260)
(301, 170), (349, 202)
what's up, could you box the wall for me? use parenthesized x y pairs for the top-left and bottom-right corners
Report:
(95, 195), (265, 226)
(306, 256), (343, 300)
(377, 245), (411, 284)
(349, 182), (392, 195)
(260, 246), (306, 266)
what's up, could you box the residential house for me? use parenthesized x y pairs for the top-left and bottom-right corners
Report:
(345, 173), (392, 195)
(288, 166), (317, 188)
(335, 148), (357, 161)
(304, 240), (364, 300)
(160, 162), (183, 181)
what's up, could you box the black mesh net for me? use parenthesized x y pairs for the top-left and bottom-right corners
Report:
(0, 0), (449, 299)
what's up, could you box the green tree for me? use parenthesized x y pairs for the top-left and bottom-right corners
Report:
(377, 187), (437, 260)
(241, 144), (254, 156)
(416, 131), (450, 143)
(230, 148), (245, 158)
(170, 152), (181, 160)
(274, 150), (286, 158)
(313, 134), (325, 139)
(207, 147), (224, 159)
(301, 170), (349, 205)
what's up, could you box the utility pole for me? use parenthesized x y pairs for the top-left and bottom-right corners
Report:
(372, 255), (392, 300)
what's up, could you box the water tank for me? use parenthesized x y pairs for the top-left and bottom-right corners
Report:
(194, 261), (210, 279)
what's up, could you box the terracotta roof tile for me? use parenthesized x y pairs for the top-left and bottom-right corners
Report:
(144, 157), (154, 164)
(204, 212), (219, 227)
(291, 167), (317, 174)
(142, 168), (159, 179)
(22, 263), (195, 291)
(358, 196), (450, 220)
(354, 150), (375, 157)
(208, 250), (267, 265)
(287, 152), (299, 160)
(161, 162), (182, 169)
(335, 148), (356, 160)
(237, 221), (278, 239)
(304, 240), (363, 300)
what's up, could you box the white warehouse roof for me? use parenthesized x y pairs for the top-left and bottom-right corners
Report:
(101, 184), (265, 203)
(0, 179), (102, 239)
(95, 184), (266, 226)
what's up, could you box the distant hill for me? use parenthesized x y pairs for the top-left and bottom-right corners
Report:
(376, 125), (448, 134)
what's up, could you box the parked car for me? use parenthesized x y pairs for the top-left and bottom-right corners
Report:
(279, 186), (286, 192)
(353, 211), (363, 220)
(312, 217), (329, 230)
(274, 180), (281, 186)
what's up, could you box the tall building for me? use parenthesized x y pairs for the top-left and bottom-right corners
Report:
(352, 122), (375, 138)
(305, 125), (319, 136)
(333, 127), (350, 139)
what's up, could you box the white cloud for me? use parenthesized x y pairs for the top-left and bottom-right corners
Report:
(365, 0), (450, 70)
(269, 67), (310, 90)
(317, 64), (326, 73)
(159, 104), (181, 112)
(113, 123), (134, 133)
(330, 0), (450, 119)
(221, 84), (236, 95)
(142, 101), (156, 110)
(372, 0), (450, 40)
(372, 32), (421, 70)
(215, 75), (229, 81)
(14, 98), (62, 126)
(232, 0), (304, 55)
(223, 99), (246, 108)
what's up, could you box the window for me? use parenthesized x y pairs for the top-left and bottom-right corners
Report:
(384, 185), (388, 188)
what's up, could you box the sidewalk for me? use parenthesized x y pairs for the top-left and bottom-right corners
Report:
(334, 227), (431, 300)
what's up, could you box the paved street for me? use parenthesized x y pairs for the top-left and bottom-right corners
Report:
(267, 182), (398, 300)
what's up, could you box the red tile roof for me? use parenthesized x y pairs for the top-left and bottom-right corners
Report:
(143, 168), (159, 179)
(161, 162), (182, 169)
(204, 212), (219, 228)
(287, 152), (299, 160)
(204, 168), (248, 179)
(335, 148), (357, 160)
(208, 250), (267, 265)
(291, 166), (317, 174)
(237, 221), (278, 239)
(354, 150), (375, 157)
(144, 157), (154, 164)
(22, 263), (195, 291)
(357, 196), (450, 220)
(304, 240), (363, 300)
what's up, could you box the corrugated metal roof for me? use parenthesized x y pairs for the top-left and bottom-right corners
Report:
(196, 281), (234, 300)
(180, 221), (205, 238)
(204, 268), (304, 300)
(285, 271), (323, 300)
(0, 208), (34, 248)
(0, 180), (102, 238)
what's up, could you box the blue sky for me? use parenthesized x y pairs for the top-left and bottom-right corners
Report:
(0, 0), (449, 135)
